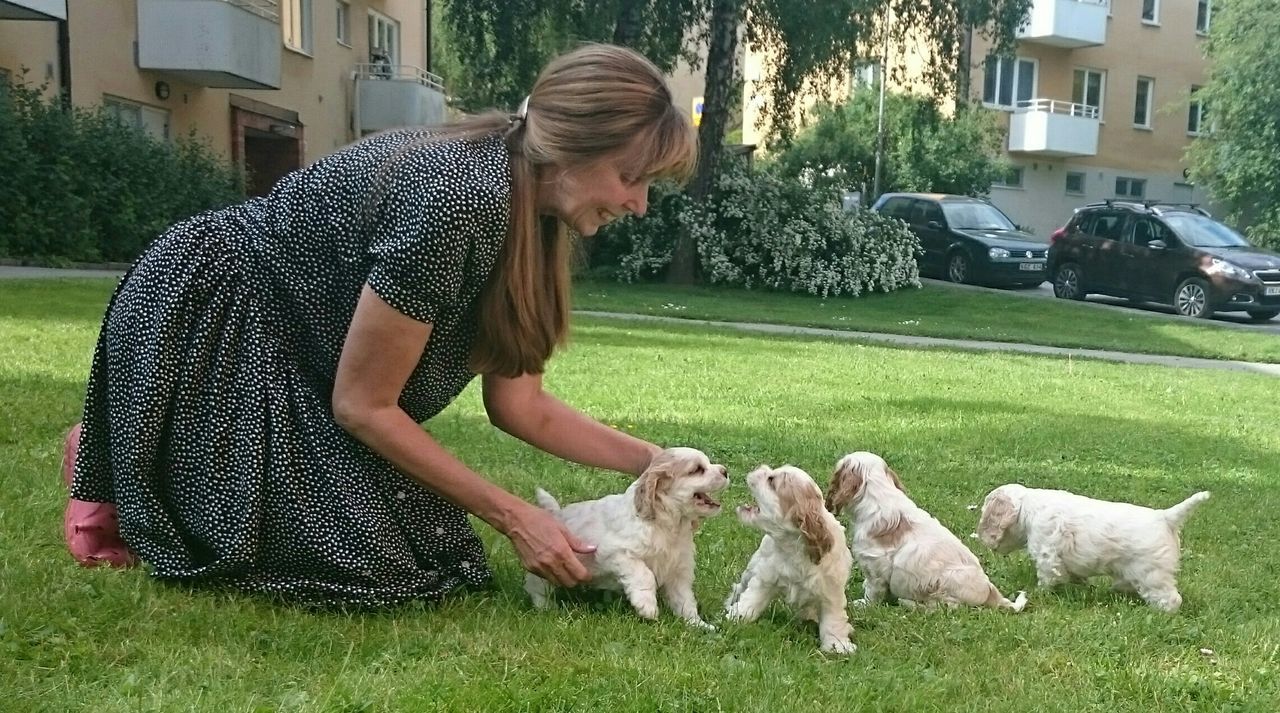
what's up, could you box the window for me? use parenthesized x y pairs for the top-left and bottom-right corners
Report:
(1188, 85), (1208, 135)
(1072, 68), (1105, 117)
(1065, 172), (1086, 195)
(1115, 177), (1146, 199)
(368, 10), (400, 65)
(1083, 211), (1127, 241)
(336, 1), (351, 46)
(851, 63), (879, 91)
(982, 56), (1036, 109)
(103, 96), (170, 142)
(1142, 0), (1159, 23)
(993, 167), (1024, 188)
(879, 196), (913, 220)
(1134, 76), (1154, 128)
(1197, 0), (1211, 33)
(1125, 218), (1173, 247)
(282, 0), (313, 53)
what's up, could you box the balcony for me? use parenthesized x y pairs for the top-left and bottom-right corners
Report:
(354, 64), (447, 135)
(1008, 99), (1099, 157)
(1017, 0), (1108, 48)
(0, 0), (65, 20)
(136, 0), (281, 90)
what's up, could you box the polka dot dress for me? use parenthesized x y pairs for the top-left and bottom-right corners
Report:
(71, 129), (511, 606)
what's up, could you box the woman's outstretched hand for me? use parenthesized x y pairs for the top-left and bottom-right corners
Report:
(504, 502), (596, 587)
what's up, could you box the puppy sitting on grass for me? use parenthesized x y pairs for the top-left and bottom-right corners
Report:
(525, 447), (729, 629)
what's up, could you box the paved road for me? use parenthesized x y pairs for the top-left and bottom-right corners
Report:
(923, 278), (1280, 336)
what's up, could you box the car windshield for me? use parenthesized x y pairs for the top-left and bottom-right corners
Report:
(1163, 214), (1252, 248)
(941, 203), (1017, 231)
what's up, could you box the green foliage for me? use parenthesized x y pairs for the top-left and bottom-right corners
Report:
(0, 75), (243, 263)
(1187, 0), (1280, 249)
(773, 91), (1009, 197)
(590, 161), (921, 296)
(439, 0), (705, 113)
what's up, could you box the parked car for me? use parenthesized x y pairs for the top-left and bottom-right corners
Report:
(871, 193), (1048, 287)
(1048, 200), (1280, 321)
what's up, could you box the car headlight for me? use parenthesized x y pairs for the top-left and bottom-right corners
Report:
(1207, 258), (1252, 280)
(989, 247), (1010, 259)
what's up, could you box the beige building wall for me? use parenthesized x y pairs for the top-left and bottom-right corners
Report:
(1, 0), (433, 193)
(972, 0), (1213, 236)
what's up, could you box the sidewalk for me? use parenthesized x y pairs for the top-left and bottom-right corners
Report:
(3, 266), (1277, 377)
(576, 311), (1280, 378)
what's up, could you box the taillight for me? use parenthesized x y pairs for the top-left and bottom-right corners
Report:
(1050, 227), (1066, 244)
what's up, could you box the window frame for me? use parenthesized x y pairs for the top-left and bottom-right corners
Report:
(1196, 0), (1211, 34)
(281, 0), (314, 55)
(1187, 85), (1207, 136)
(1115, 176), (1147, 199)
(992, 166), (1025, 189)
(982, 55), (1038, 111)
(1141, 0), (1160, 24)
(336, 0), (351, 47)
(1072, 67), (1106, 118)
(1065, 171), (1086, 196)
(368, 9), (401, 66)
(1133, 76), (1154, 129)
(102, 94), (171, 142)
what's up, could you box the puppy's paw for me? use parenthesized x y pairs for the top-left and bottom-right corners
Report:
(633, 603), (660, 620)
(821, 638), (857, 655)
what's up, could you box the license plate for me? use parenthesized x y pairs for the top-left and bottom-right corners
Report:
(1266, 286), (1280, 296)
(1018, 262), (1044, 271)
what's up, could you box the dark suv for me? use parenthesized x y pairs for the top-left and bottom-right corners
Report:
(871, 193), (1047, 287)
(1048, 200), (1280, 321)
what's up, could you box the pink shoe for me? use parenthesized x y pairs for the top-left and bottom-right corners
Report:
(62, 423), (139, 568)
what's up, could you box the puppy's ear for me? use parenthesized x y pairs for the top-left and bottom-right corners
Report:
(977, 491), (1017, 548)
(790, 491), (836, 563)
(635, 466), (673, 520)
(825, 460), (864, 514)
(887, 466), (906, 493)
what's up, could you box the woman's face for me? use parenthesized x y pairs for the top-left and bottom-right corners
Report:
(538, 155), (651, 237)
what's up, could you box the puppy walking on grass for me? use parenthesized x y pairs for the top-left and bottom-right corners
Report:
(525, 447), (729, 629)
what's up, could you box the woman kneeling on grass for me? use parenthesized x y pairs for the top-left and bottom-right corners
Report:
(61, 43), (696, 606)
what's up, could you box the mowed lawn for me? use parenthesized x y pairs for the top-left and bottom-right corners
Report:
(2, 278), (1278, 712)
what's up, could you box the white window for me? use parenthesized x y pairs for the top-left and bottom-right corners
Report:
(282, 0), (313, 54)
(1066, 172), (1086, 195)
(336, 1), (351, 46)
(1134, 76), (1154, 128)
(368, 10), (400, 66)
(1197, 0), (1211, 34)
(982, 56), (1037, 110)
(1072, 68), (1105, 117)
(1188, 85), (1207, 135)
(851, 63), (879, 91)
(1142, 0), (1159, 24)
(1115, 177), (1146, 199)
(103, 95), (170, 142)
(993, 167), (1024, 189)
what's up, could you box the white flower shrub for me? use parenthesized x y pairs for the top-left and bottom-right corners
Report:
(590, 162), (921, 296)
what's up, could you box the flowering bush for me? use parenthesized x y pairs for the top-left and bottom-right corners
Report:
(590, 162), (920, 297)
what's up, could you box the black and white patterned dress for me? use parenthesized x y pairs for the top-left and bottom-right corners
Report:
(71, 130), (511, 606)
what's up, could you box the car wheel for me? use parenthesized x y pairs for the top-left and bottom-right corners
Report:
(1173, 277), (1213, 318)
(1052, 263), (1085, 300)
(1247, 309), (1279, 321)
(946, 251), (971, 284)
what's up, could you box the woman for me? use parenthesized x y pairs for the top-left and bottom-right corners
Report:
(63, 43), (697, 606)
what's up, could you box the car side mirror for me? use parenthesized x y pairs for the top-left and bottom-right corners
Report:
(926, 220), (944, 230)
(1147, 239), (1167, 250)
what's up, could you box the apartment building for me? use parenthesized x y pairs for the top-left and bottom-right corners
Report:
(973, 0), (1215, 236)
(0, 0), (442, 195)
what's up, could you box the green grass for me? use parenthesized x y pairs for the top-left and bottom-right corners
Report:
(575, 278), (1280, 364)
(3, 279), (1279, 712)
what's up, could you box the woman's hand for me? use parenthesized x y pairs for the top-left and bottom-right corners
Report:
(503, 502), (596, 587)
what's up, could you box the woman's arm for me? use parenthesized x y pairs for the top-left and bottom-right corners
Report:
(482, 372), (662, 478)
(332, 285), (594, 587)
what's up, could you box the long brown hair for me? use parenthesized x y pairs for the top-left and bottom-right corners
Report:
(417, 44), (697, 376)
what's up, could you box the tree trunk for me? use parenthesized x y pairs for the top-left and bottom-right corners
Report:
(668, 0), (742, 284)
(612, 0), (645, 47)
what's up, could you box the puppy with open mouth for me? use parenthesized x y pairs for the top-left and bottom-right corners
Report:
(525, 447), (728, 628)
(725, 465), (855, 654)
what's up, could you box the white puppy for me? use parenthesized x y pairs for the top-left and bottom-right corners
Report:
(826, 452), (1027, 612)
(525, 446), (729, 628)
(976, 484), (1210, 612)
(725, 465), (855, 654)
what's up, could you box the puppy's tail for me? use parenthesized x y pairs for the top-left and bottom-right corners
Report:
(985, 584), (1028, 613)
(534, 487), (561, 513)
(1162, 491), (1210, 530)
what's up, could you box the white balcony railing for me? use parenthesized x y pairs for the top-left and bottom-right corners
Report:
(227, 0), (279, 22)
(353, 63), (445, 92)
(1017, 0), (1108, 48)
(136, 0), (282, 89)
(1008, 98), (1100, 157)
(354, 64), (448, 135)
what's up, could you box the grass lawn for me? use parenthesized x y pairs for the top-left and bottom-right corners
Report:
(575, 278), (1280, 364)
(3, 279), (1278, 712)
